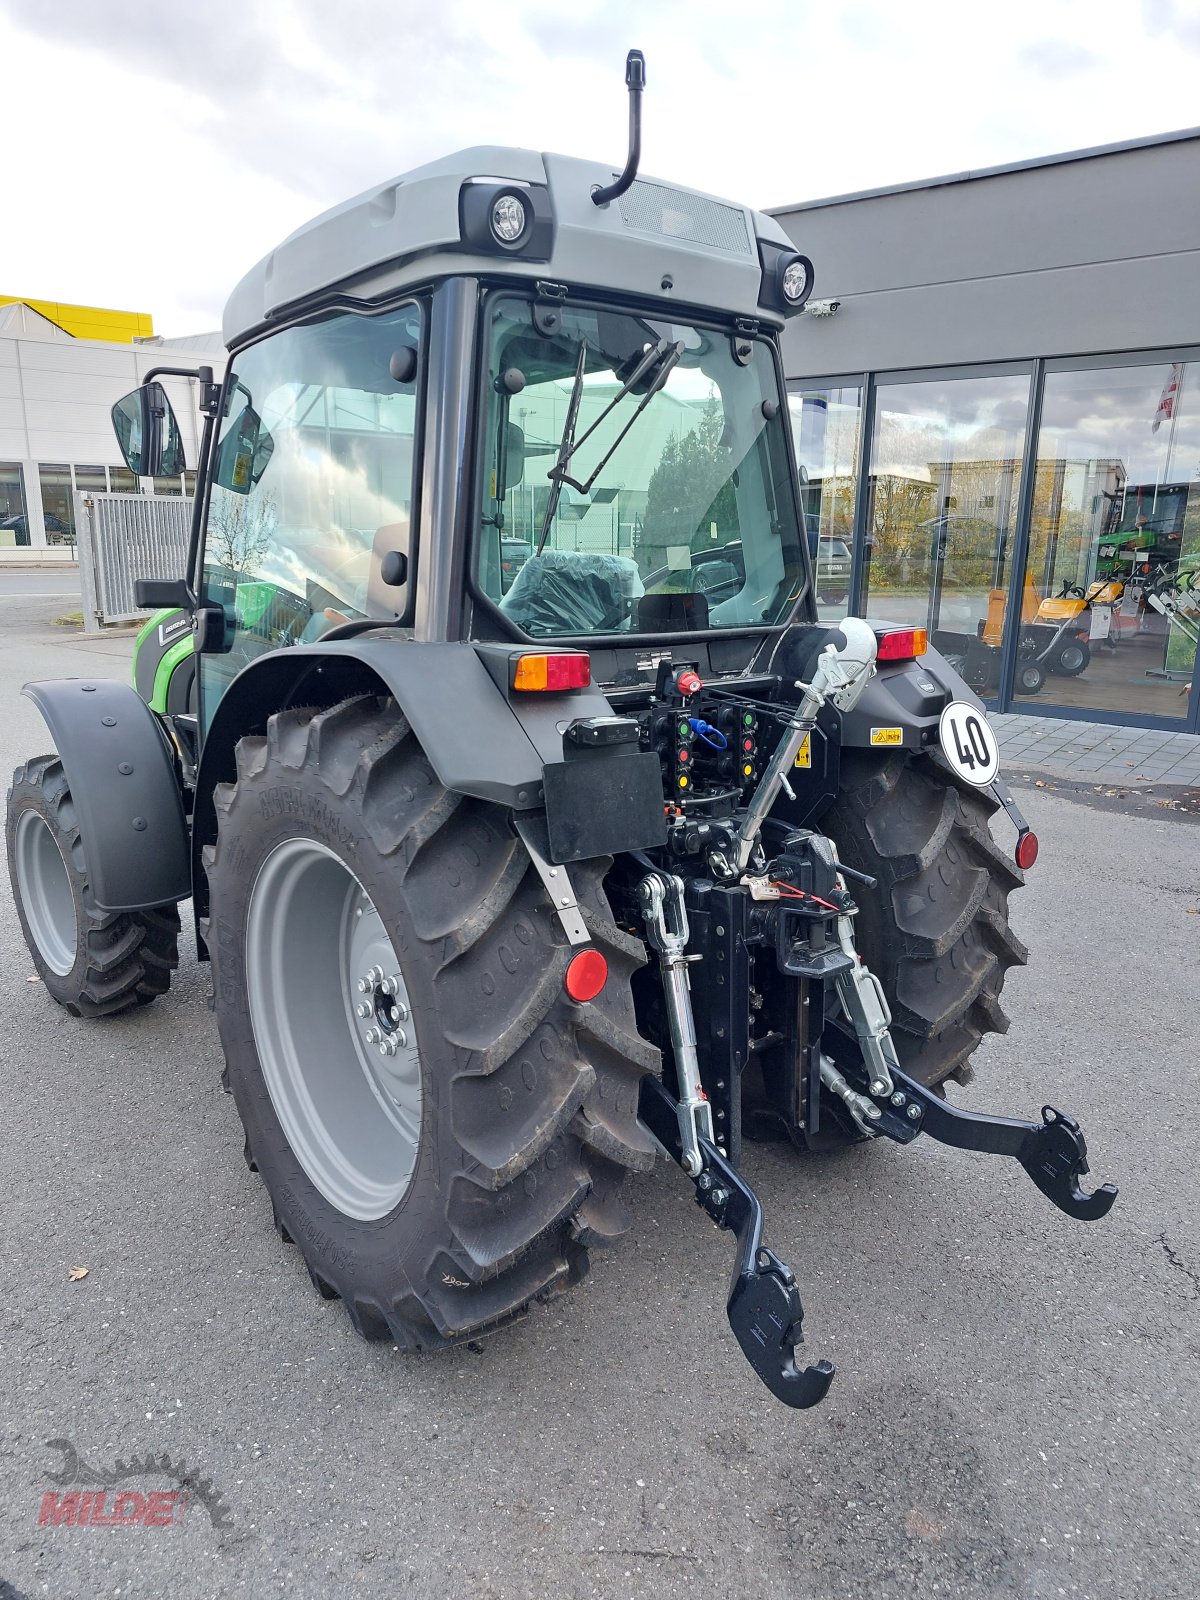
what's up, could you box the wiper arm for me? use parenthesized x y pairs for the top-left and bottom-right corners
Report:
(556, 338), (684, 496)
(536, 337), (684, 553)
(537, 339), (589, 554)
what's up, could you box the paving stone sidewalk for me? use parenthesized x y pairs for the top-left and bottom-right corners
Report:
(991, 711), (1200, 787)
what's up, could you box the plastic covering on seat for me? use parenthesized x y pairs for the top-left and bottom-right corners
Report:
(499, 550), (644, 635)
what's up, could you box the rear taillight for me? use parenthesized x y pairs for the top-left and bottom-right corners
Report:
(511, 652), (591, 692)
(875, 628), (928, 662)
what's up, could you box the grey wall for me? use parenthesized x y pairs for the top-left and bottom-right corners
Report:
(772, 131), (1200, 379)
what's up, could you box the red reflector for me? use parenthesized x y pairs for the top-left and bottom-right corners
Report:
(511, 652), (591, 691)
(876, 628), (928, 662)
(1015, 830), (1039, 870)
(676, 670), (703, 697)
(565, 948), (608, 1002)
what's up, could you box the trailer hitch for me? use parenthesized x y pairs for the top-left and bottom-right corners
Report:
(639, 1074), (835, 1409)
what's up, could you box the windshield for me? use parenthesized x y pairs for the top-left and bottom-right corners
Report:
(476, 295), (808, 638)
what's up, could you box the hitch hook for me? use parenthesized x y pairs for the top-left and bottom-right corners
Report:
(639, 1075), (834, 1409)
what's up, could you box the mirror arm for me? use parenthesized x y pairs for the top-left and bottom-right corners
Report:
(141, 365), (221, 417)
(182, 403), (219, 608)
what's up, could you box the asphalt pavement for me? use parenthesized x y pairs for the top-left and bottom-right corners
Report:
(0, 567), (82, 600)
(1, 600), (1198, 1600)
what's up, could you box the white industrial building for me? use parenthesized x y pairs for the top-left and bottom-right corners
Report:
(0, 303), (225, 562)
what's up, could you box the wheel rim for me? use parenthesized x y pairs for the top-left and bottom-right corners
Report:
(13, 809), (77, 976)
(245, 839), (422, 1221)
(1058, 644), (1085, 673)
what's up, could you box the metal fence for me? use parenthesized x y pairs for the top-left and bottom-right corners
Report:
(74, 492), (192, 631)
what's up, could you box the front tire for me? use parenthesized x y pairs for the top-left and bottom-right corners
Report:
(6, 756), (180, 1016)
(205, 696), (658, 1349)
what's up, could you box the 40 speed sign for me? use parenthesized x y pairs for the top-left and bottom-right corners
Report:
(938, 701), (999, 787)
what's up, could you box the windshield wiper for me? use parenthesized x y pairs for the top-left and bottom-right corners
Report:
(536, 336), (685, 554)
(537, 339), (589, 552)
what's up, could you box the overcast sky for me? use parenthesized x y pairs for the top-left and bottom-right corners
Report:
(2, 0), (1197, 339)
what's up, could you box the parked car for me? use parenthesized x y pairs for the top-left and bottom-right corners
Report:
(500, 537), (532, 591)
(815, 535), (851, 603)
(0, 513), (70, 546)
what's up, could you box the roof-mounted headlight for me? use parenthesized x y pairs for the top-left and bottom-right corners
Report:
(490, 192), (529, 244)
(757, 239), (815, 316)
(781, 256), (812, 305)
(459, 179), (555, 260)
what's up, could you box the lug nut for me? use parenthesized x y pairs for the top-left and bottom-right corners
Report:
(379, 1039), (396, 1058)
(364, 1027), (380, 1045)
(870, 1079), (888, 1097)
(394, 1027), (408, 1049)
(356, 978), (369, 994)
(356, 1002), (371, 1019)
(906, 1103), (922, 1121)
(394, 1001), (410, 1023)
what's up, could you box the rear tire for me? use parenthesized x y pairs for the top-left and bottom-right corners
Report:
(205, 696), (658, 1349)
(821, 749), (1027, 1091)
(6, 756), (180, 1016)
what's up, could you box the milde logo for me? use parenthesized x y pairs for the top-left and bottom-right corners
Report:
(37, 1439), (233, 1530)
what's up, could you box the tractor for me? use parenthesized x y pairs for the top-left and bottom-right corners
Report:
(5, 54), (1115, 1408)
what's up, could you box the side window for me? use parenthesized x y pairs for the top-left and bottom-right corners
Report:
(200, 306), (421, 722)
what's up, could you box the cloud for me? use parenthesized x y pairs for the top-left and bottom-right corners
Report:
(1142, 0), (1200, 53)
(1015, 38), (1103, 75)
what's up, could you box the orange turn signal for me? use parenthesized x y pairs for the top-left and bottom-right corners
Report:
(511, 652), (591, 692)
(876, 628), (928, 662)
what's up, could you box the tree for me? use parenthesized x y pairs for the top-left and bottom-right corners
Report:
(638, 395), (737, 573)
(207, 488), (277, 584)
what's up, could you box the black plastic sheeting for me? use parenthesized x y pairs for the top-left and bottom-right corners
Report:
(499, 550), (643, 635)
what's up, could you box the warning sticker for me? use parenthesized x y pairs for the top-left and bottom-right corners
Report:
(794, 734), (812, 769)
(870, 728), (903, 746)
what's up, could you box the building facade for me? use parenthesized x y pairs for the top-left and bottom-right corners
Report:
(0, 298), (225, 560)
(773, 127), (1200, 730)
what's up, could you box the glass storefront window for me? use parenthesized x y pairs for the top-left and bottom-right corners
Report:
(152, 475), (184, 497)
(1014, 360), (1199, 720)
(0, 462), (27, 544)
(38, 463), (75, 545)
(108, 467), (139, 495)
(789, 384), (862, 621)
(864, 373), (1030, 693)
(74, 466), (108, 496)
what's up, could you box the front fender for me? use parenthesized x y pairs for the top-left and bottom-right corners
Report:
(21, 679), (189, 911)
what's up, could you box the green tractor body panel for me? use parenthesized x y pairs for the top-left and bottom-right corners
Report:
(133, 608), (195, 716)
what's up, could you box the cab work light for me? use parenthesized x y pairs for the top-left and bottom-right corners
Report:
(510, 652), (591, 692)
(875, 628), (928, 662)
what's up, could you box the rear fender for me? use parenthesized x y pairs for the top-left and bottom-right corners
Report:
(840, 644), (982, 753)
(192, 637), (666, 943)
(21, 679), (189, 911)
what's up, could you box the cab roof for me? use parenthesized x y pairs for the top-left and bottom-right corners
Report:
(222, 146), (799, 348)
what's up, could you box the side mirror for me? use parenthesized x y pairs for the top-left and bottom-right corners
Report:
(111, 382), (187, 478)
(214, 397), (274, 496)
(501, 421), (525, 494)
